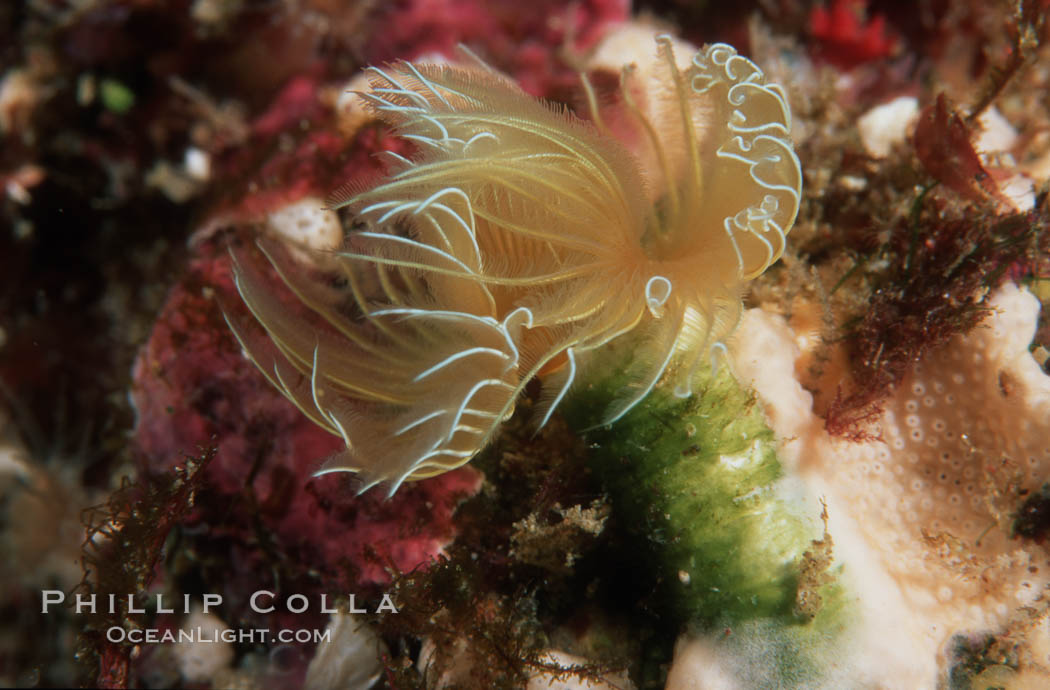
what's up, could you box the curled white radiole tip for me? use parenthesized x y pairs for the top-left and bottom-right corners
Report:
(228, 37), (801, 493)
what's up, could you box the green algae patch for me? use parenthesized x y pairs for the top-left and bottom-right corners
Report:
(562, 352), (858, 685)
(564, 354), (832, 629)
(100, 78), (135, 113)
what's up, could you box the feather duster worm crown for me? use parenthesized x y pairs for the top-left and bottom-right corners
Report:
(225, 37), (802, 495)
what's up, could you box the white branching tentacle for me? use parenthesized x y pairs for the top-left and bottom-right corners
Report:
(413, 347), (512, 382)
(394, 409), (447, 436)
(645, 275), (673, 318)
(536, 347), (577, 429)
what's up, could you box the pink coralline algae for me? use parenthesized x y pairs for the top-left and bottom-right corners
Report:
(365, 0), (629, 95)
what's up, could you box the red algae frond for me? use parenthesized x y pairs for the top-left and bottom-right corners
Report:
(227, 38), (802, 494)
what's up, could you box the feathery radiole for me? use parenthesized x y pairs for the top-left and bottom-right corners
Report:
(224, 37), (802, 495)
